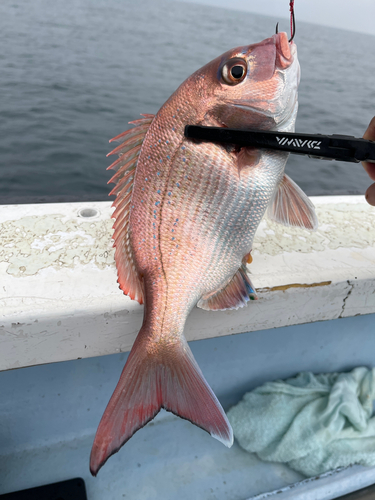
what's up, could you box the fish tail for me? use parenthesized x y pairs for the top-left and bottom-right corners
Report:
(89, 335), (233, 476)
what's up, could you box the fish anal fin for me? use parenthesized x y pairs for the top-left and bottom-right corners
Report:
(197, 265), (257, 311)
(109, 114), (155, 304)
(268, 174), (318, 231)
(90, 335), (233, 476)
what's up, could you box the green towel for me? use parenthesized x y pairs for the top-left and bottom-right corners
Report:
(227, 367), (375, 477)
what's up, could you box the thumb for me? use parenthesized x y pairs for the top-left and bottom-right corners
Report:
(362, 116), (375, 206)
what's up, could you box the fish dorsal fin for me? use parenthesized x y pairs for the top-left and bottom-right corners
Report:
(108, 114), (154, 304)
(267, 174), (318, 231)
(197, 264), (257, 311)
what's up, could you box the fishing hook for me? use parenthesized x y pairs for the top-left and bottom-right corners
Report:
(275, 22), (279, 34)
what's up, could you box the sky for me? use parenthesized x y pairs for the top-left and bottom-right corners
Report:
(175, 0), (375, 36)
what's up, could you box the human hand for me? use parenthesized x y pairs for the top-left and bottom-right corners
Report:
(362, 116), (375, 206)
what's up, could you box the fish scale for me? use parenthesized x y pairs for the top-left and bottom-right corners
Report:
(90, 32), (318, 476)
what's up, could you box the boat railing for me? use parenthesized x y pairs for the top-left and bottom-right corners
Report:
(1, 194), (374, 372)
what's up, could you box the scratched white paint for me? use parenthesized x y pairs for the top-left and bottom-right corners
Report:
(0, 196), (374, 371)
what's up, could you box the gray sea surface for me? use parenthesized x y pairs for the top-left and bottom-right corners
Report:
(1, 0), (374, 203)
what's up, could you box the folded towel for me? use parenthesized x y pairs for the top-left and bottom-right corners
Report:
(227, 367), (375, 476)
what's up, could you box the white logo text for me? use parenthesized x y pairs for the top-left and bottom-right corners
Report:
(276, 137), (321, 150)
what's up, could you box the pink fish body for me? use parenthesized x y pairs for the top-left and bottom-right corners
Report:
(90, 32), (317, 475)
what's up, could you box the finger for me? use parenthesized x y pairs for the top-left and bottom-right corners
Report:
(363, 116), (375, 141)
(363, 161), (375, 181)
(362, 116), (375, 180)
(365, 183), (375, 206)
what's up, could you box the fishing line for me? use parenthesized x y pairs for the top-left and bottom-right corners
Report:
(275, 1), (295, 41)
(289, 0), (295, 42)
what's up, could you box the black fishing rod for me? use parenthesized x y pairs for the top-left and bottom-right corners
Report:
(184, 125), (375, 164)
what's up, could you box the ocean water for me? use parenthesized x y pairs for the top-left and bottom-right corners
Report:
(1, 0), (374, 204)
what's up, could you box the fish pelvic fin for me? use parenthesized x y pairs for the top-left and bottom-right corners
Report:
(89, 335), (233, 476)
(267, 174), (318, 231)
(197, 263), (257, 311)
(108, 114), (155, 304)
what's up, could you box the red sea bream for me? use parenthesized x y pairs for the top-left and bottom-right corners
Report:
(90, 32), (318, 475)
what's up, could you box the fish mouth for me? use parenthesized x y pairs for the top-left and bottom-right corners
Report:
(273, 32), (297, 69)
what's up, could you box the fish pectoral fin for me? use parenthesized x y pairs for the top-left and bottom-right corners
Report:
(90, 335), (233, 476)
(197, 264), (257, 311)
(267, 174), (318, 231)
(108, 114), (155, 304)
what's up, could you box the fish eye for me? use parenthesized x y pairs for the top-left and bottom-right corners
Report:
(221, 58), (247, 85)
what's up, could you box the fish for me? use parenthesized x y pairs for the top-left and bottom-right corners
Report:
(90, 31), (318, 476)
